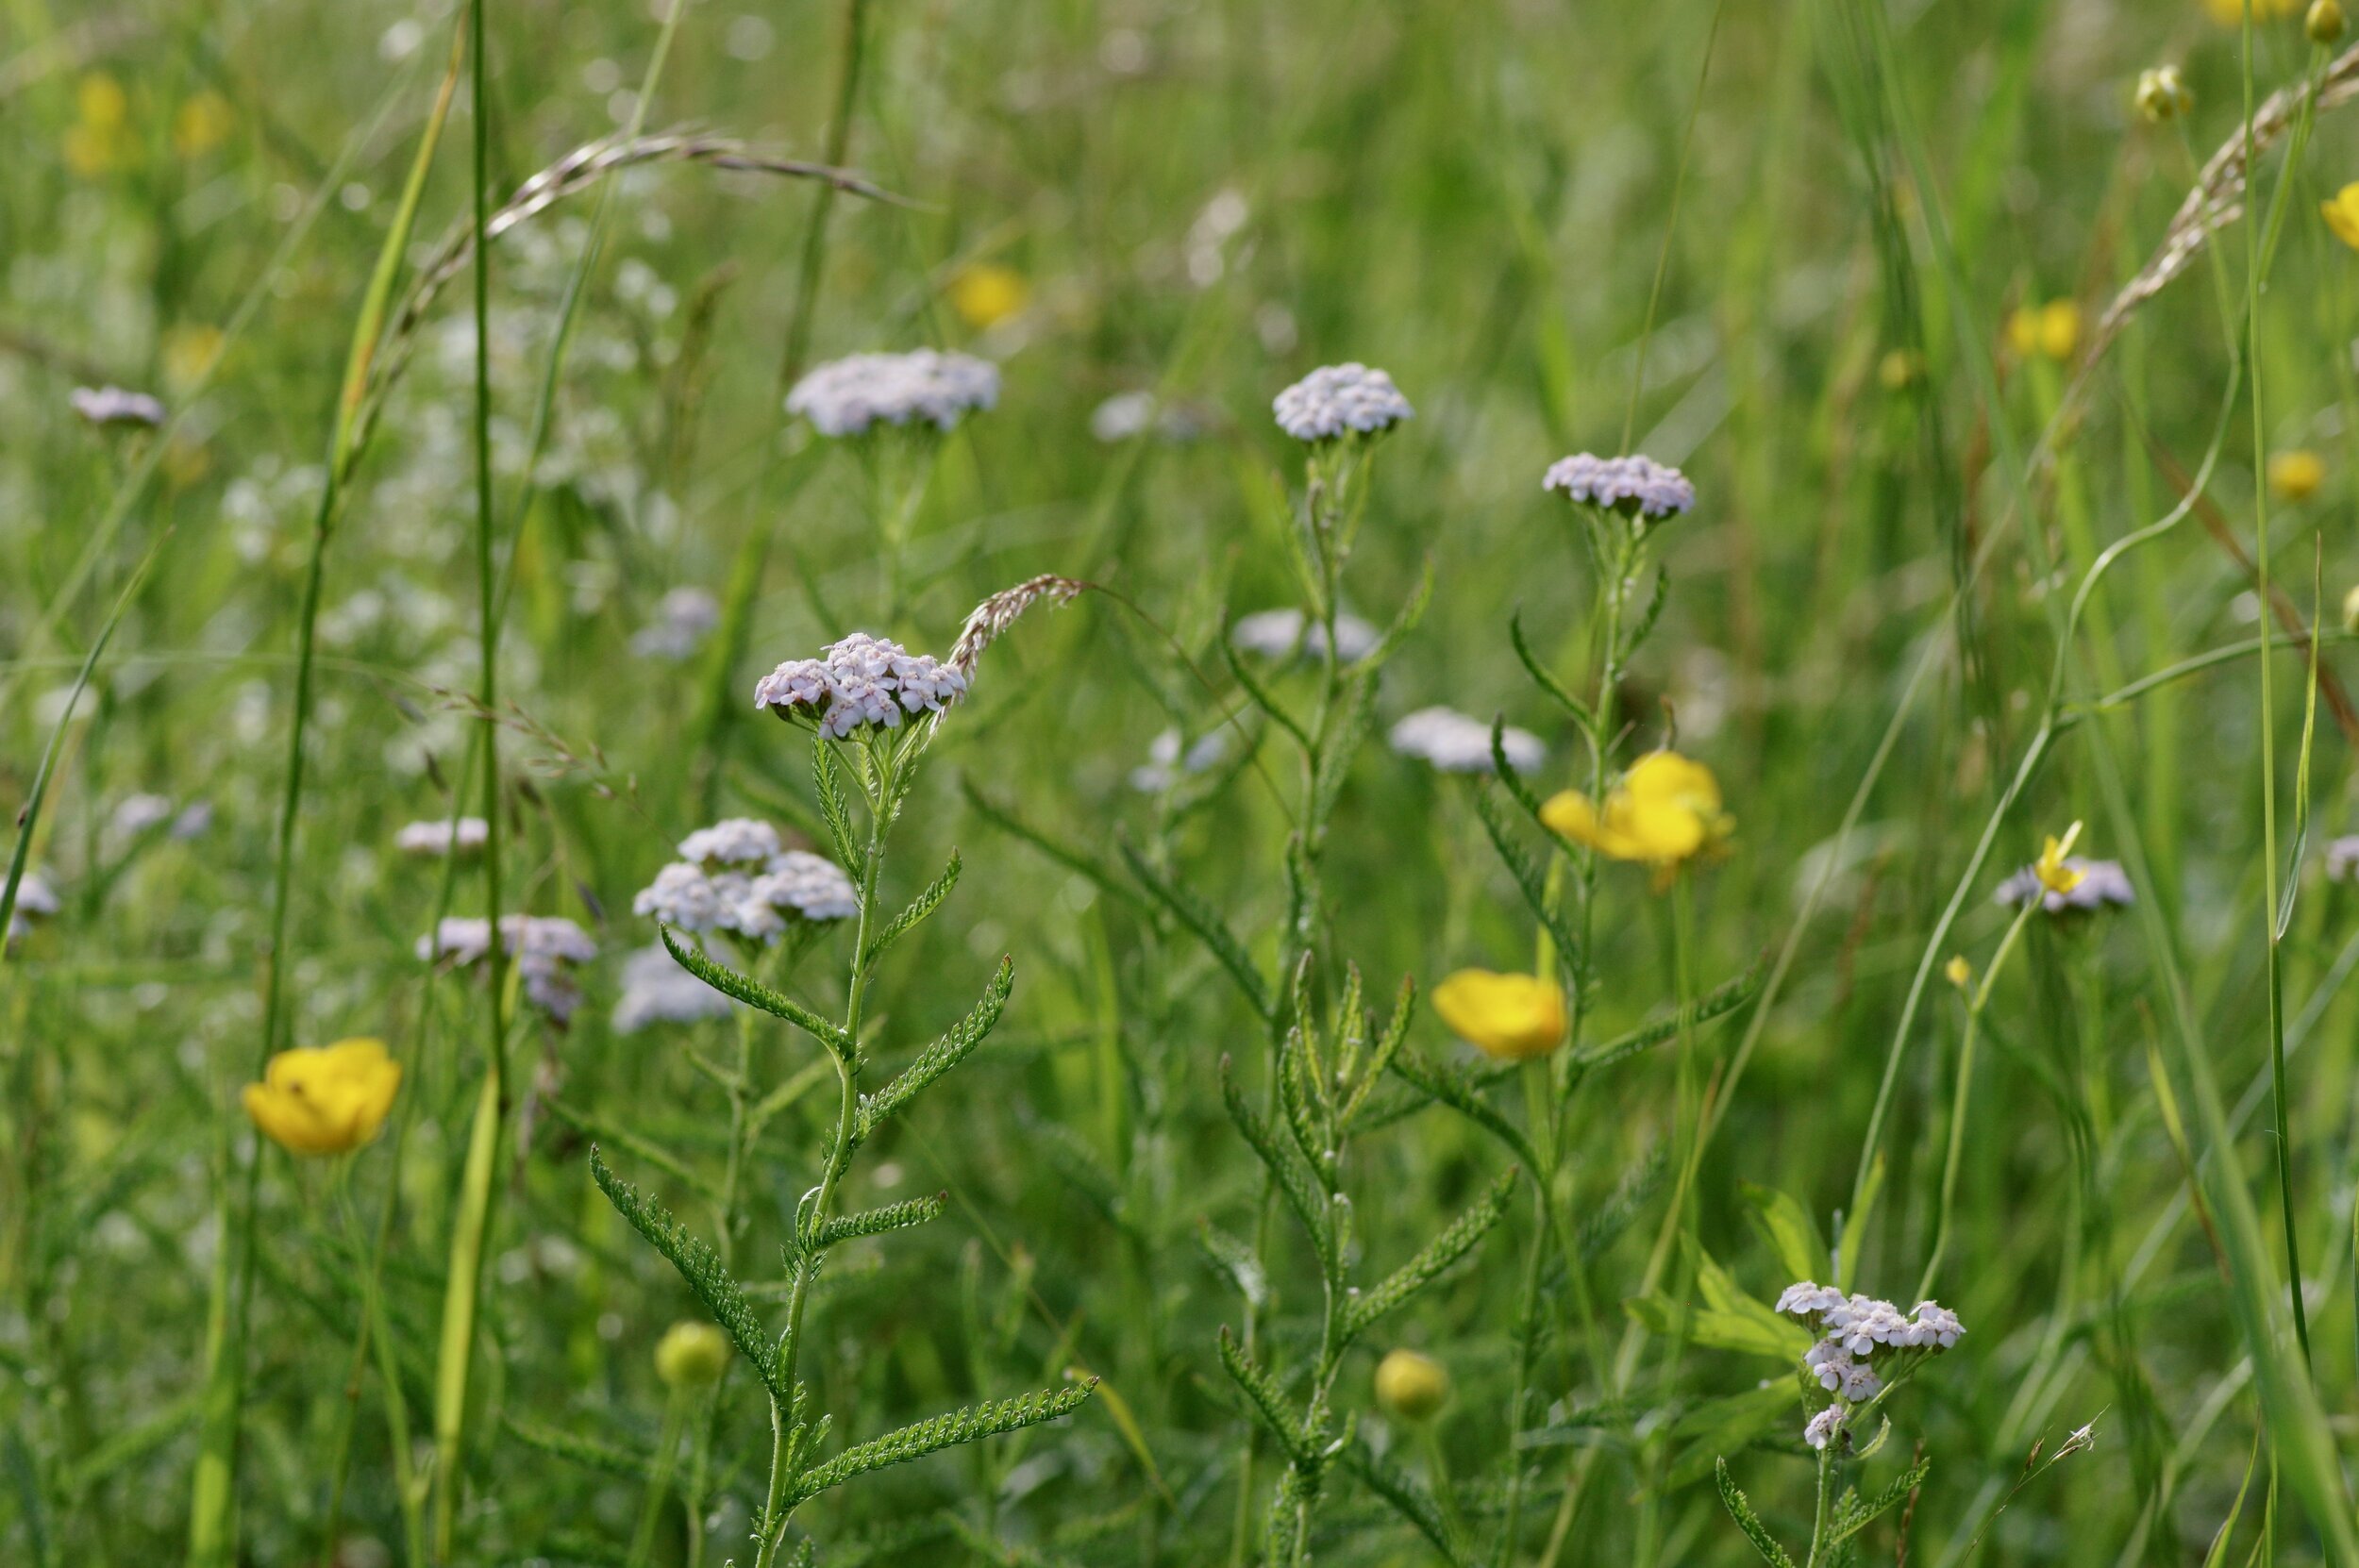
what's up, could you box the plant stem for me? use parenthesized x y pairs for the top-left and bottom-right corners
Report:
(1915, 902), (2035, 1303)
(777, 0), (871, 393)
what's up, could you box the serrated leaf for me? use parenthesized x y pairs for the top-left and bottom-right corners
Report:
(1343, 1167), (1517, 1343)
(1219, 1056), (1337, 1276)
(1309, 667), (1379, 832)
(1356, 556), (1435, 672)
(862, 850), (961, 971)
(506, 1415), (658, 1481)
(660, 927), (854, 1058)
(1215, 1326), (1312, 1465)
(811, 1191), (946, 1252)
(959, 775), (1154, 919)
(1714, 1458), (1799, 1568)
(857, 957), (1014, 1141)
(787, 1381), (1096, 1503)
(1510, 609), (1594, 732)
(1471, 784), (1581, 982)
(546, 1100), (716, 1199)
(1573, 954), (1768, 1069)
(1338, 975), (1415, 1127)
(590, 1146), (788, 1403)
(1380, 1048), (1542, 1173)
(814, 737), (862, 875)
(1339, 1435), (1476, 1568)
(1121, 839), (1272, 1021)
(1828, 1457), (1931, 1545)
(1196, 1220), (1267, 1309)
(1222, 637), (1313, 753)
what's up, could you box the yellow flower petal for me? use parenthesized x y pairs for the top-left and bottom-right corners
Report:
(949, 264), (1029, 330)
(2324, 185), (2359, 251)
(244, 1037), (401, 1156)
(1430, 970), (1565, 1062)
(1545, 751), (1732, 876)
(2269, 449), (2327, 503)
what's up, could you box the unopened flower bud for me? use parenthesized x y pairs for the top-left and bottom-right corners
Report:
(1944, 955), (1973, 989)
(655, 1321), (730, 1388)
(2134, 67), (2192, 125)
(2311, 0), (2346, 45)
(1375, 1348), (1450, 1422)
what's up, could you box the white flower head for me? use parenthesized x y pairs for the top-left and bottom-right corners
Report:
(1775, 1281), (1849, 1320)
(1804, 1406), (1847, 1451)
(786, 349), (1000, 438)
(417, 914), (595, 1022)
(110, 792), (176, 841)
(1388, 706), (1547, 775)
(1907, 1300), (1966, 1349)
(754, 632), (968, 738)
(2328, 836), (2359, 883)
(1230, 608), (1380, 664)
(72, 385), (166, 428)
(1543, 453), (1696, 520)
(1272, 363), (1414, 442)
(631, 587), (721, 660)
(613, 945), (736, 1033)
(754, 851), (860, 923)
(678, 818), (782, 867)
(1130, 727), (1232, 793)
(395, 817), (491, 857)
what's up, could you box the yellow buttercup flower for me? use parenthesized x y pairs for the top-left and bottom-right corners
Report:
(242, 1039), (402, 1156)
(655, 1321), (731, 1388)
(2206, 0), (2303, 23)
(1430, 971), (1565, 1062)
(2269, 449), (2327, 503)
(63, 73), (136, 177)
(173, 92), (235, 159)
(949, 264), (1029, 330)
(2033, 823), (2086, 900)
(2005, 300), (2081, 363)
(1541, 750), (1733, 872)
(2323, 184), (2359, 250)
(1944, 955), (1973, 989)
(1374, 1348), (1450, 1422)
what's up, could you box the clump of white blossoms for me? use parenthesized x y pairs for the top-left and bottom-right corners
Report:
(1776, 1282), (1965, 1451)
(753, 631), (969, 739)
(630, 586), (721, 660)
(71, 385), (166, 428)
(785, 349), (1001, 438)
(395, 816), (491, 857)
(1230, 607), (1380, 664)
(1130, 727), (1231, 793)
(613, 944), (737, 1033)
(2330, 835), (2359, 883)
(1389, 706), (1547, 775)
(1544, 453), (1696, 524)
(7, 871), (60, 947)
(1271, 362), (1414, 442)
(634, 820), (859, 944)
(418, 914), (598, 1023)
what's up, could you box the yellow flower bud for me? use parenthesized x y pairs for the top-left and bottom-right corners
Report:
(1944, 955), (1973, 989)
(1431, 971), (1565, 1062)
(2269, 448), (2326, 503)
(1375, 1348), (1450, 1423)
(2133, 67), (2193, 124)
(2033, 823), (2087, 899)
(2311, 0), (2347, 43)
(242, 1039), (402, 1156)
(174, 92), (236, 159)
(655, 1321), (731, 1388)
(2005, 301), (2082, 363)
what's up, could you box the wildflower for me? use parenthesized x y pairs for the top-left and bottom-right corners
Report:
(655, 1321), (732, 1387)
(395, 817), (490, 857)
(1803, 1406), (1847, 1451)
(242, 1039), (402, 1157)
(6, 871), (60, 949)
(1231, 608), (1381, 665)
(948, 264), (1029, 329)
(2324, 184), (2359, 251)
(1129, 727), (1231, 792)
(755, 632), (970, 737)
(1388, 707), (1547, 775)
(1373, 1349), (1450, 1422)
(678, 818), (782, 867)
(2269, 448), (2327, 502)
(2314, 0), (2349, 42)
(1271, 362), (1414, 442)
(2133, 67), (2193, 124)
(1541, 453), (1697, 522)
(1996, 827), (2134, 913)
(2005, 300), (2081, 362)
(2206, 0), (2302, 22)
(110, 792), (176, 841)
(71, 386), (165, 428)
(172, 92), (235, 158)
(753, 851), (862, 922)
(1774, 1282), (1848, 1318)
(2325, 836), (2359, 881)
(1906, 1300), (1966, 1348)
(1945, 955), (1973, 988)
(418, 916), (597, 1023)
(1430, 970), (1567, 1061)
(629, 587), (721, 660)
(785, 349), (1000, 438)
(1090, 390), (1206, 443)
(63, 74), (134, 177)
(614, 945), (736, 1034)
(1541, 751), (1732, 871)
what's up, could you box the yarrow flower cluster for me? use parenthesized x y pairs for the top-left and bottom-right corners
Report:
(395, 817), (490, 857)
(71, 385), (166, 428)
(1230, 608), (1380, 664)
(1994, 856), (2133, 913)
(754, 632), (969, 739)
(2324, 835), (2359, 882)
(418, 915), (597, 1023)
(1542, 453), (1697, 521)
(1130, 727), (1231, 793)
(633, 821), (859, 943)
(1388, 706), (1546, 775)
(785, 349), (1000, 438)
(1775, 1282), (1966, 1450)
(7, 871), (60, 947)
(613, 944), (737, 1033)
(630, 587), (721, 660)
(1271, 362), (1414, 442)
